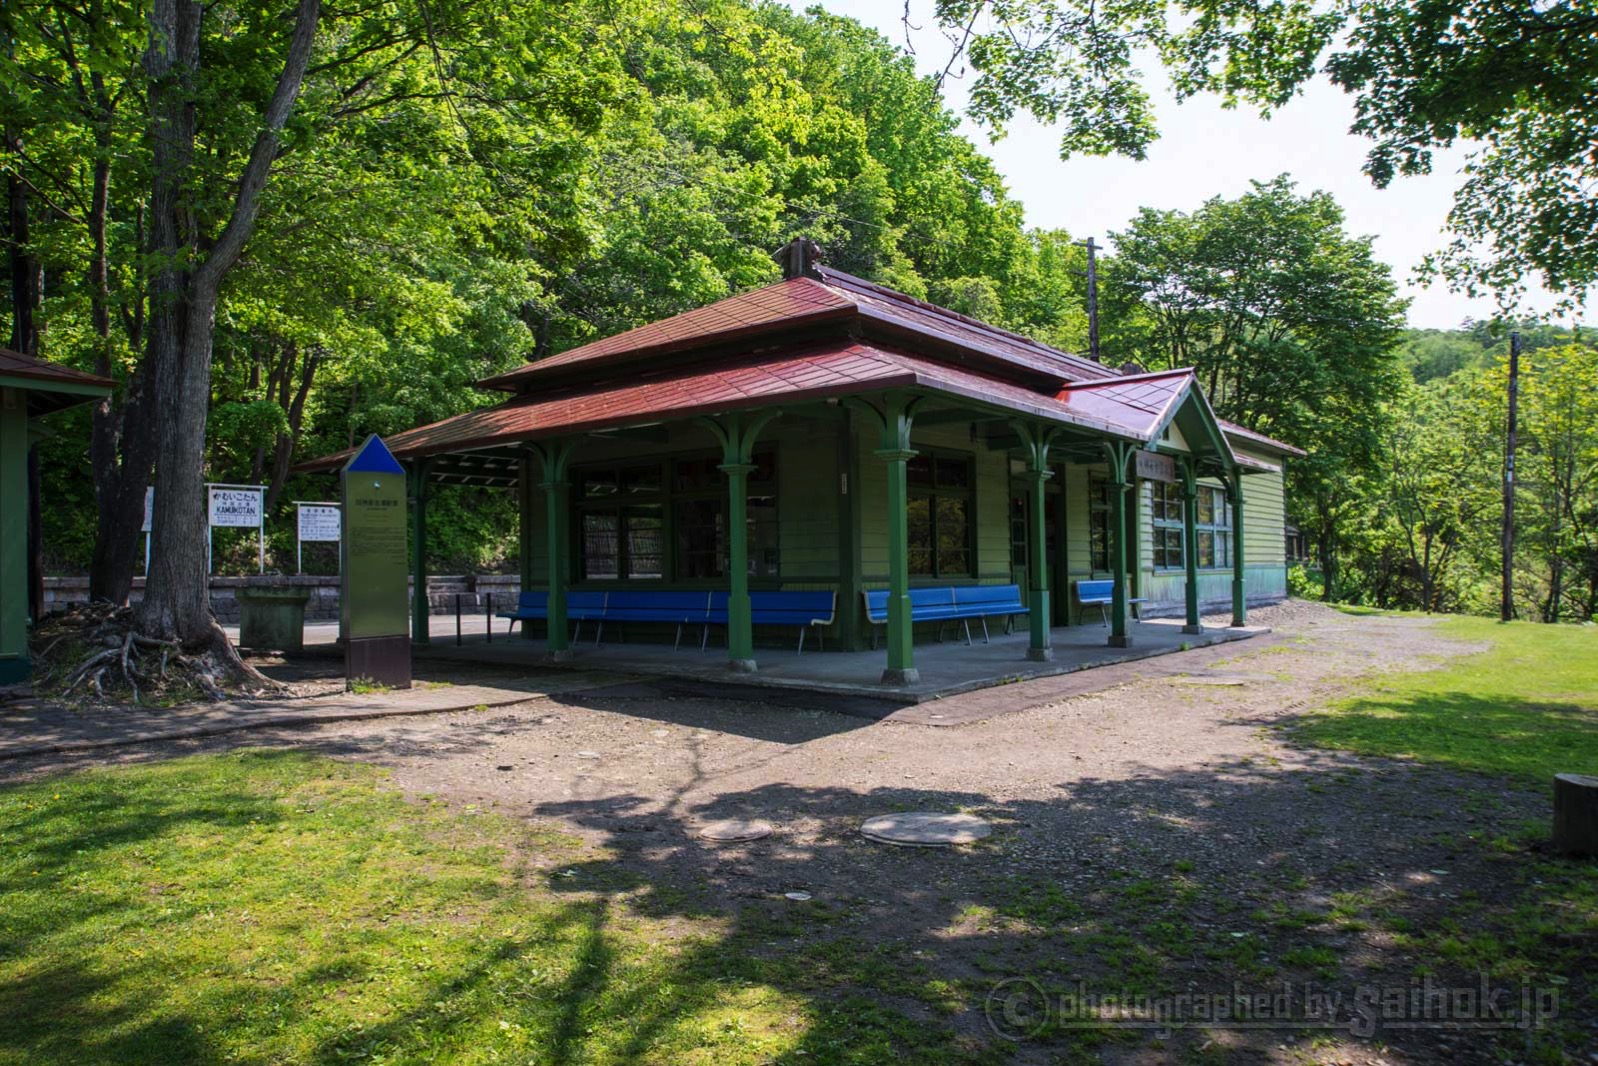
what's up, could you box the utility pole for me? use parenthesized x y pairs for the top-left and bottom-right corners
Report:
(1081, 237), (1101, 362)
(1501, 329), (1521, 622)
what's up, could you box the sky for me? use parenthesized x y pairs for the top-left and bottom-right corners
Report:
(787, 0), (1568, 330)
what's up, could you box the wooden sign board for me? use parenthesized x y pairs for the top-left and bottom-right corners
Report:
(1135, 450), (1177, 484)
(341, 435), (411, 689)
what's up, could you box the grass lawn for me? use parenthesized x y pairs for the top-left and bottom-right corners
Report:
(1295, 616), (1598, 785)
(0, 751), (996, 1066)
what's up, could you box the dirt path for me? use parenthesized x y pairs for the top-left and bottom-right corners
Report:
(2, 604), (1562, 1063)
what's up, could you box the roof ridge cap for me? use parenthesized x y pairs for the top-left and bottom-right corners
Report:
(818, 266), (1111, 378)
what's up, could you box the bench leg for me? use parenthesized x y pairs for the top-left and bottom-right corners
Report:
(797, 627), (805, 655)
(701, 624), (710, 652)
(572, 619), (583, 644)
(981, 617), (990, 643)
(871, 624), (878, 652)
(595, 621), (604, 647)
(1099, 603), (1108, 628)
(962, 619), (973, 646)
(674, 622), (683, 652)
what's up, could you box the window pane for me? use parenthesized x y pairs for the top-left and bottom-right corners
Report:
(621, 464), (661, 496)
(582, 512), (618, 578)
(624, 507), (663, 579)
(907, 455), (933, 488)
(673, 456), (720, 492)
(935, 457), (971, 489)
(1198, 486), (1215, 525)
(674, 498), (724, 579)
(1198, 531), (1216, 569)
(751, 449), (777, 487)
(749, 495), (779, 576)
(1217, 532), (1232, 569)
(936, 496), (971, 575)
(580, 469), (618, 499)
(908, 495), (932, 575)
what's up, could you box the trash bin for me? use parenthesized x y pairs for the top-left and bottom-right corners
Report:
(236, 587), (312, 652)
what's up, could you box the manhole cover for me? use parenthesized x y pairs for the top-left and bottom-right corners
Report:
(696, 819), (774, 842)
(860, 812), (992, 847)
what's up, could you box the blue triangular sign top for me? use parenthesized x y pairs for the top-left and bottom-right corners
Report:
(344, 434), (406, 475)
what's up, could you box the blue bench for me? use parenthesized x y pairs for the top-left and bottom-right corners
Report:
(1074, 579), (1147, 626)
(498, 590), (608, 637)
(862, 584), (1027, 648)
(501, 588), (837, 653)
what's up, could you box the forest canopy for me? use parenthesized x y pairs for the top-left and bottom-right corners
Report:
(4, 0), (1592, 624)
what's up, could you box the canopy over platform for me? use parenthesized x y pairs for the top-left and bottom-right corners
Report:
(299, 240), (1302, 683)
(1, 348), (112, 685)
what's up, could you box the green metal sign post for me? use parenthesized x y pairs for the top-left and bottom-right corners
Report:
(341, 435), (411, 689)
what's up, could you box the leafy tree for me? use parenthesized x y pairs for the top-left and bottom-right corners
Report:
(915, 0), (1598, 306)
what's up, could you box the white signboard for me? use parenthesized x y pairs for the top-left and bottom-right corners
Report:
(298, 504), (341, 542)
(209, 486), (264, 527)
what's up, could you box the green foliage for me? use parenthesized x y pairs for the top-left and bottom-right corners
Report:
(0, 750), (1003, 1064)
(1294, 616), (1598, 785)
(919, 0), (1598, 306)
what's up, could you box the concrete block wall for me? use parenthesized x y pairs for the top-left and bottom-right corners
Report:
(42, 574), (523, 623)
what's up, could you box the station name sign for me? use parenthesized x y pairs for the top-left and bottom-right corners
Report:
(1134, 450), (1177, 484)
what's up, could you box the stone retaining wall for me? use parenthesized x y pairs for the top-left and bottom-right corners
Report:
(43, 574), (523, 623)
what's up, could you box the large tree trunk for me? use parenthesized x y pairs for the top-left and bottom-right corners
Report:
(135, 0), (319, 644)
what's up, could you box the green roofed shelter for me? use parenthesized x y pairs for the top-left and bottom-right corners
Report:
(301, 239), (1303, 687)
(1, 349), (113, 685)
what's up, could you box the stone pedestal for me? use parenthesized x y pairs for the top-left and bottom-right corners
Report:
(1553, 773), (1598, 857)
(237, 588), (312, 652)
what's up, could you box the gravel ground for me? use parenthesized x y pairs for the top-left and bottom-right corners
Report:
(4, 602), (1576, 1064)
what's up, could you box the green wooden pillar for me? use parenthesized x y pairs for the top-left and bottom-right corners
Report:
(697, 411), (779, 673)
(1102, 441), (1135, 648)
(1181, 461), (1203, 635)
(517, 454), (537, 642)
(409, 460), (430, 645)
(1013, 422), (1059, 661)
(1229, 475), (1247, 626)
(530, 440), (576, 660)
(846, 393), (923, 685)
(0, 392), (29, 684)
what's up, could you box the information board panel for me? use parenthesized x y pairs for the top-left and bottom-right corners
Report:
(208, 486), (263, 527)
(341, 436), (410, 647)
(298, 504), (341, 542)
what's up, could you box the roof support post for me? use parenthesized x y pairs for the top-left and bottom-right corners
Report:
(1228, 474), (1247, 627)
(697, 411), (781, 673)
(1101, 440), (1136, 648)
(517, 454), (536, 641)
(0, 394), (29, 683)
(1181, 460), (1203, 635)
(848, 392), (925, 685)
(1013, 422), (1060, 662)
(529, 440), (577, 660)
(408, 460), (432, 646)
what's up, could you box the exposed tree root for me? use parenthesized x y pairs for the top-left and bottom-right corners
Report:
(30, 603), (289, 707)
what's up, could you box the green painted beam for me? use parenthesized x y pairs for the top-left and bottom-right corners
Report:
(0, 397), (30, 683)
(1101, 440), (1135, 648)
(1229, 476), (1247, 626)
(409, 462), (431, 645)
(1181, 460), (1202, 634)
(696, 411), (780, 673)
(530, 440), (576, 660)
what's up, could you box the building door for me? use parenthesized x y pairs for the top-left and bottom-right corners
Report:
(1009, 474), (1066, 625)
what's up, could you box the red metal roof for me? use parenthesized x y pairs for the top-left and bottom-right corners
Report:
(477, 268), (1115, 393)
(0, 347), (113, 390)
(301, 341), (1168, 472)
(478, 278), (856, 390)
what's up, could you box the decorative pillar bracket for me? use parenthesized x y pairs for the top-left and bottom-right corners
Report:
(529, 439), (577, 661)
(1100, 439), (1138, 648)
(845, 392), (926, 685)
(696, 410), (781, 673)
(1012, 421), (1063, 662)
